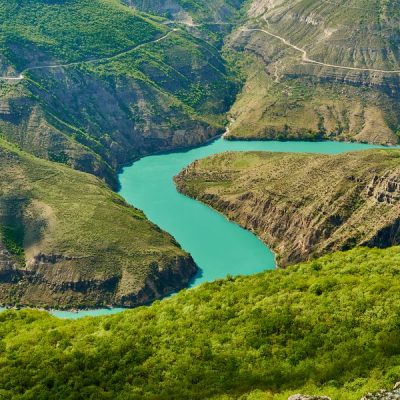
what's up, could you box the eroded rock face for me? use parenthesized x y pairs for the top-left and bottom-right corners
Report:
(366, 172), (400, 205)
(0, 245), (21, 283)
(0, 1), (237, 188)
(224, 0), (400, 145)
(0, 252), (197, 309)
(0, 69), (225, 190)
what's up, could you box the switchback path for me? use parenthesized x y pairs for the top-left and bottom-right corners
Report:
(0, 29), (177, 82)
(243, 16), (400, 74)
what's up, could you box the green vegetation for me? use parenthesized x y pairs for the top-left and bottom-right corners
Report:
(1, 247), (400, 399)
(225, 56), (400, 145)
(123, 0), (246, 24)
(0, 3), (399, 398)
(0, 0), (239, 187)
(88, 29), (238, 115)
(0, 0), (164, 66)
(0, 225), (25, 260)
(0, 138), (196, 309)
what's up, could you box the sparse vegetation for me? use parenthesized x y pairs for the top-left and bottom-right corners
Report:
(176, 149), (400, 265)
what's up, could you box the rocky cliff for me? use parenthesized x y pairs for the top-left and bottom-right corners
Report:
(175, 149), (400, 266)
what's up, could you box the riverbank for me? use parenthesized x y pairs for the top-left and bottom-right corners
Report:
(1, 138), (388, 318)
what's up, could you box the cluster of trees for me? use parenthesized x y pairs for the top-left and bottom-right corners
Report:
(0, 0), (163, 66)
(1, 246), (400, 399)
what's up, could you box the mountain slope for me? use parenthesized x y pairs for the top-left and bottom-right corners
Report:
(0, 139), (197, 309)
(1, 246), (400, 399)
(175, 149), (400, 265)
(225, 0), (400, 144)
(123, 0), (246, 24)
(0, 0), (239, 188)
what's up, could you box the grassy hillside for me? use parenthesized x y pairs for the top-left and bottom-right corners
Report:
(246, 0), (400, 70)
(226, 56), (400, 145)
(175, 149), (400, 265)
(0, 0), (239, 188)
(1, 247), (400, 399)
(0, 138), (197, 309)
(226, 0), (400, 144)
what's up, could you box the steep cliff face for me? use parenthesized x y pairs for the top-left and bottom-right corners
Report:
(0, 140), (197, 309)
(225, 0), (400, 144)
(0, 0), (238, 188)
(175, 150), (400, 266)
(0, 251), (197, 309)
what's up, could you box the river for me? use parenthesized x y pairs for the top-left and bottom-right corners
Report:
(5, 138), (385, 319)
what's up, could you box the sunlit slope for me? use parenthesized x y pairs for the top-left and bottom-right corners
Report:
(0, 139), (196, 309)
(226, 0), (400, 144)
(247, 0), (400, 71)
(1, 247), (400, 399)
(176, 149), (400, 265)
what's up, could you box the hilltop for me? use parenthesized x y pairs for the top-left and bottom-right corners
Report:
(176, 149), (400, 265)
(0, 139), (196, 309)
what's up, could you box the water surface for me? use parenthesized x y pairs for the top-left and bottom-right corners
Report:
(51, 308), (126, 319)
(119, 138), (381, 287)
(2, 139), (384, 319)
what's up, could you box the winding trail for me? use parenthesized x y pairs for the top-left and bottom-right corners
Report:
(3, 14), (400, 81)
(0, 29), (177, 82)
(243, 16), (400, 74)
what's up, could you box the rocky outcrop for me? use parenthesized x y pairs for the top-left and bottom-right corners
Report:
(175, 150), (400, 266)
(366, 172), (400, 204)
(361, 382), (400, 400)
(289, 382), (400, 400)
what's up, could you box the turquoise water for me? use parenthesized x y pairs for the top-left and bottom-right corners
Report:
(50, 308), (126, 319)
(0, 307), (126, 319)
(119, 138), (381, 287)
(1, 138), (383, 319)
